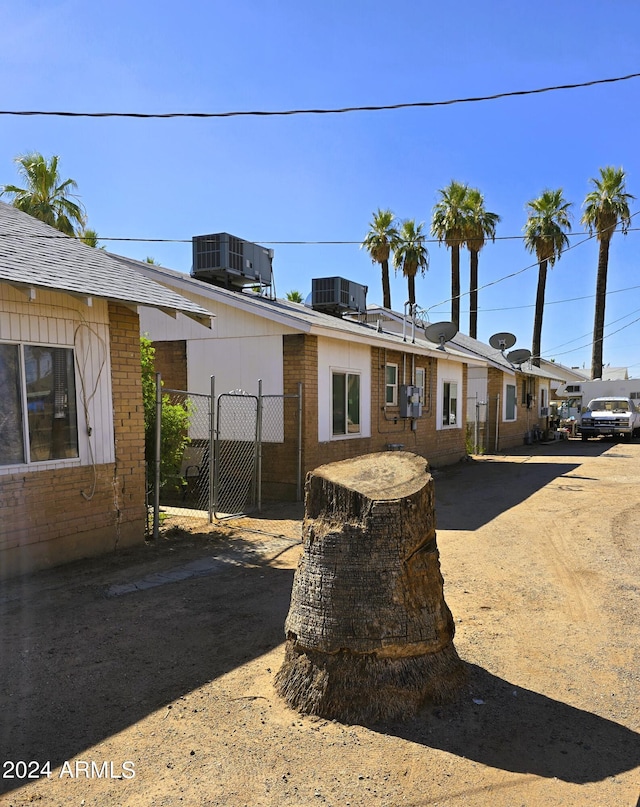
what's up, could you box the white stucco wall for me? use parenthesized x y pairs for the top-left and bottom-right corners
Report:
(466, 366), (488, 423)
(187, 334), (284, 398)
(317, 337), (371, 442)
(436, 358), (464, 431)
(0, 284), (114, 474)
(139, 299), (298, 398)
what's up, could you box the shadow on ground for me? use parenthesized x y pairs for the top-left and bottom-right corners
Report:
(0, 533), (294, 796)
(376, 662), (640, 784)
(434, 439), (617, 532)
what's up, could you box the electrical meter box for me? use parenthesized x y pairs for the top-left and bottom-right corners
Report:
(399, 385), (422, 418)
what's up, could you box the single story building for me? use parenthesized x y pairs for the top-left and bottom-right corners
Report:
(123, 256), (487, 501)
(0, 202), (211, 579)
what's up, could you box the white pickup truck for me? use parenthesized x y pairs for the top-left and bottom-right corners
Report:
(579, 397), (640, 441)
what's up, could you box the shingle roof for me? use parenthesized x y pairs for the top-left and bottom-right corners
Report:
(0, 202), (211, 323)
(116, 255), (486, 365)
(449, 332), (560, 379)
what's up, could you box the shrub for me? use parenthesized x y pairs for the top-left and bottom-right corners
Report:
(140, 336), (191, 488)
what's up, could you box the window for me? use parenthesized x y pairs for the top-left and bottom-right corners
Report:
(0, 343), (79, 466)
(442, 381), (458, 426)
(415, 367), (425, 404)
(505, 383), (517, 420)
(332, 371), (360, 436)
(385, 363), (398, 405)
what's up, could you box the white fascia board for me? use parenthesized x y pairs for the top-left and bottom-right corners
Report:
(132, 263), (306, 332)
(309, 323), (487, 366)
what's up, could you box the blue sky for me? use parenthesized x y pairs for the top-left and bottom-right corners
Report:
(2, 1), (640, 373)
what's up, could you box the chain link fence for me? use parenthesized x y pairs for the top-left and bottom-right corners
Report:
(150, 376), (302, 535)
(466, 396), (489, 454)
(213, 392), (259, 518)
(151, 387), (213, 532)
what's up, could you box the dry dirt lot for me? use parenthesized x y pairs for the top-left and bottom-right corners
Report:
(1, 438), (639, 807)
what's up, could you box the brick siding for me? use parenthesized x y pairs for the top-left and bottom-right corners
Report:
(0, 303), (146, 579)
(484, 367), (551, 451)
(151, 340), (187, 391)
(273, 336), (467, 494)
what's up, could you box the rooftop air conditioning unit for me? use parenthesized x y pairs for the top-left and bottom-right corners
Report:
(311, 277), (367, 316)
(191, 233), (273, 290)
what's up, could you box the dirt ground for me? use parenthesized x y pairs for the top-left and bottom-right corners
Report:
(1, 437), (639, 807)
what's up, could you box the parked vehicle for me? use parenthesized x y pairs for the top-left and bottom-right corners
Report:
(579, 397), (640, 441)
(555, 378), (640, 411)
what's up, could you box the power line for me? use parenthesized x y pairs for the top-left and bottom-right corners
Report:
(430, 283), (640, 315)
(546, 313), (640, 359)
(425, 210), (640, 313)
(544, 306), (640, 353)
(1, 72), (639, 119)
(2, 224), (639, 245)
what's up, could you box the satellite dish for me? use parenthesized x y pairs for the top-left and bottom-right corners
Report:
(489, 332), (517, 351)
(506, 348), (532, 367)
(424, 321), (458, 350)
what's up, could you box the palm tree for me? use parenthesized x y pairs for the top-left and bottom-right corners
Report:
(361, 209), (399, 309)
(392, 219), (429, 307)
(523, 189), (572, 367)
(286, 290), (304, 303)
(78, 227), (100, 248)
(0, 152), (85, 236)
(582, 166), (634, 380)
(465, 189), (500, 339)
(431, 181), (469, 330)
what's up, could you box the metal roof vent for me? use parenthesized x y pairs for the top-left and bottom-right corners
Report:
(191, 233), (273, 293)
(311, 277), (367, 316)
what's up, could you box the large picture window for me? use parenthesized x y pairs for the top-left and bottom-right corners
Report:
(332, 371), (360, 436)
(0, 343), (79, 466)
(443, 381), (458, 426)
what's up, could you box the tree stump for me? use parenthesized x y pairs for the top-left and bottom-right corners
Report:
(275, 451), (466, 724)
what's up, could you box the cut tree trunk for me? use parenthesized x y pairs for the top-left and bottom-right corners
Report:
(275, 451), (466, 724)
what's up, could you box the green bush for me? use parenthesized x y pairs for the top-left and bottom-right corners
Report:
(140, 336), (191, 488)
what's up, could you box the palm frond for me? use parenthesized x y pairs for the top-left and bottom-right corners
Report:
(523, 188), (572, 266)
(582, 166), (634, 241)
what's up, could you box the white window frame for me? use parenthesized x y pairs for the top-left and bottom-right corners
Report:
(385, 363), (398, 406)
(331, 369), (361, 438)
(0, 341), (79, 468)
(442, 380), (458, 427)
(415, 366), (425, 405)
(539, 385), (548, 416)
(505, 383), (517, 421)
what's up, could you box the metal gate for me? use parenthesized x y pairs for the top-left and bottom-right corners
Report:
(152, 375), (301, 536)
(213, 390), (259, 518)
(151, 381), (213, 535)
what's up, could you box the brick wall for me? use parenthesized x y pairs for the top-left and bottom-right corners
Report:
(260, 334), (313, 500)
(151, 340), (187, 391)
(0, 303), (146, 579)
(108, 303), (147, 540)
(276, 336), (467, 488)
(483, 368), (550, 451)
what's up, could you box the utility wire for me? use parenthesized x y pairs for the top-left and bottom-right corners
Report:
(544, 307), (640, 353)
(545, 313), (640, 360)
(1, 225), (640, 245)
(1, 71), (639, 118)
(425, 211), (640, 314)
(427, 282), (640, 315)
